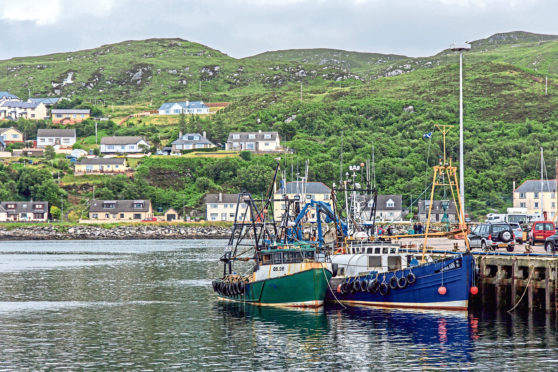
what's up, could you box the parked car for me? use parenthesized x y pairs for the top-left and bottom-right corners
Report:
(544, 233), (558, 252)
(468, 222), (515, 252)
(528, 221), (555, 246)
(508, 222), (523, 244)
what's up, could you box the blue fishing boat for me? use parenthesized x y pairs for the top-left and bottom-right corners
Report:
(326, 244), (475, 310)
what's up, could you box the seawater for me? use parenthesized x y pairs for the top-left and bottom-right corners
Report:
(0, 239), (555, 370)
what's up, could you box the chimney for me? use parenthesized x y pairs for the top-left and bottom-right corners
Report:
(202, 131), (206, 138)
(218, 192), (222, 202)
(513, 180), (516, 191)
(179, 131), (183, 139)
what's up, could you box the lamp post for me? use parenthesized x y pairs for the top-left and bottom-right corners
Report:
(450, 42), (471, 216)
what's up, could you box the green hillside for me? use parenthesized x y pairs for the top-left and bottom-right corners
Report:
(2, 31), (558, 219)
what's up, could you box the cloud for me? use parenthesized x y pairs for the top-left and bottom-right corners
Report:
(0, 0), (115, 26)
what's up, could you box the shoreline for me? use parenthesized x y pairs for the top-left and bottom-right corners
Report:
(0, 224), (231, 240)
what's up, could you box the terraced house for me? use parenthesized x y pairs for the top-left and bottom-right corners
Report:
(100, 136), (149, 154)
(88, 200), (153, 222)
(205, 193), (252, 222)
(0, 91), (19, 102)
(74, 158), (128, 175)
(51, 109), (90, 124)
(0, 101), (47, 120)
(0, 201), (48, 222)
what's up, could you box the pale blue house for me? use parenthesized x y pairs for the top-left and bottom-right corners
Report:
(158, 101), (209, 115)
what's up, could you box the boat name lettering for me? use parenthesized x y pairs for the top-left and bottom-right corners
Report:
(436, 258), (462, 273)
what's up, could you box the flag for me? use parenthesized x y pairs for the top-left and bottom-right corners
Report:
(423, 132), (432, 139)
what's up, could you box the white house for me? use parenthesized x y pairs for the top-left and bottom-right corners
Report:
(100, 136), (150, 154)
(0, 91), (20, 103)
(204, 193), (252, 222)
(158, 101), (210, 115)
(225, 131), (281, 152)
(273, 182), (331, 222)
(171, 132), (216, 153)
(513, 180), (556, 218)
(0, 101), (48, 120)
(37, 129), (76, 149)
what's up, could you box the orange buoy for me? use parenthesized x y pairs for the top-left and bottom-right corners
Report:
(337, 284), (342, 293)
(438, 286), (447, 295)
(470, 286), (479, 295)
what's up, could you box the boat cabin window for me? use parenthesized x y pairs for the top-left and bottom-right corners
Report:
(388, 256), (402, 271)
(367, 247), (373, 254)
(382, 247), (388, 254)
(374, 247), (381, 254)
(261, 254), (271, 265)
(368, 256), (381, 268)
(283, 251), (304, 264)
(390, 247), (397, 254)
(303, 251), (315, 260)
(273, 252), (282, 264)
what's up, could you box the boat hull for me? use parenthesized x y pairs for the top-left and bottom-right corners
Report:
(326, 253), (474, 311)
(218, 266), (333, 308)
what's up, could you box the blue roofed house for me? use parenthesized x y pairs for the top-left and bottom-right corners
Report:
(0, 91), (20, 103)
(28, 97), (61, 108)
(158, 101), (209, 115)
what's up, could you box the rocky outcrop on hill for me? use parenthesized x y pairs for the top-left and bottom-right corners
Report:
(0, 225), (230, 240)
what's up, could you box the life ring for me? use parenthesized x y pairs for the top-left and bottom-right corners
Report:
(389, 276), (399, 290)
(397, 276), (408, 289)
(407, 272), (416, 284)
(340, 282), (347, 295)
(379, 282), (390, 296)
(359, 280), (368, 292)
(367, 279), (379, 293)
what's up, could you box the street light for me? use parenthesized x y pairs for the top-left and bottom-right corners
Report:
(450, 42), (471, 215)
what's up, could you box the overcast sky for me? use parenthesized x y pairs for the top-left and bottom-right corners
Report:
(1, 0), (558, 60)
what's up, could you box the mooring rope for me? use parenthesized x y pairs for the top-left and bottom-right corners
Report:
(321, 263), (347, 309)
(507, 266), (535, 313)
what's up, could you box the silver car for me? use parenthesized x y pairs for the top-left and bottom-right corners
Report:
(509, 222), (523, 244)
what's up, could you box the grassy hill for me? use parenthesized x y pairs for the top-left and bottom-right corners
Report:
(2, 31), (558, 219)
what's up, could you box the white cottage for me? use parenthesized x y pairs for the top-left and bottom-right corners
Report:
(100, 136), (150, 154)
(36, 129), (76, 149)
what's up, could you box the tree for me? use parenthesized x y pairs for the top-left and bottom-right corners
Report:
(234, 163), (274, 194)
(240, 151), (252, 161)
(178, 111), (187, 134)
(44, 146), (56, 160)
(50, 205), (61, 220)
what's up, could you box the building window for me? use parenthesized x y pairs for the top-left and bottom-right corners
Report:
(210, 204), (218, 209)
(232, 134), (240, 139)
(120, 213), (124, 218)
(108, 145), (115, 150)
(520, 202), (526, 208)
(133, 202), (144, 209)
(519, 193), (525, 199)
(246, 143), (255, 150)
(534, 192), (539, 198)
(34, 213), (44, 219)
(133, 213), (141, 219)
(535, 202), (539, 208)
(56, 114), (62, 118)
(248, 134), (256, 139)
(264, 134), (272, 139)
(92, 213), (98, 219)
(221, 213), (227, 220)
(105, 213), (110, 218)
(210, 213), (218, 221)
(386, 199), (395, 208)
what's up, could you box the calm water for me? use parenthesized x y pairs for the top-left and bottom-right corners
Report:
(0, 239), (556, 371)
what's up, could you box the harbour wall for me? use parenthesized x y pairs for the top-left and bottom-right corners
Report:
(0, 225), (231, 240)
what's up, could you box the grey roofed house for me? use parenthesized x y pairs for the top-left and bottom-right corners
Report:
(37, 128), (76, 137)
(0, 201), (48, 215)
(515, 180), (556, 193)
(227, 131), (279, 142)
(77, 158), (125, 165)
(204, 193), (241, 204)
(365, 195), (403, 211)
(277, 181), (331, 195)
(29, 98), (60, 106)
(171, 133), (215, 147)
(51, 109), (90, 114)
(89, 199), (151, 213)
(100, 136), (147, 145)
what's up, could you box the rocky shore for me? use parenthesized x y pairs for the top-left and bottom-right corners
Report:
(0, 225), (231, 240)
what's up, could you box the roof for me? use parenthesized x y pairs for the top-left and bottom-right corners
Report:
(0, 101), (40, 109)
(29, 98), (60, 105)
(77, 158), (126, 165)
(0, 201), (48, 214)
(277, 181), (331, 195)
(51, 109), (90, 114)
(515, 180), (556, 193)
(0, 92), (19, 100)
(89, 199), (151, 213)
(227, 131), (279, 142)
(37, 129), (76, 137)
(100, 136), (148, 145)
(204, 193), (242, 204)
(418, 200), (457, 214)
(171, 133), (215, 146)
(365, 195), (403, 211)
(0, 127), (22, 135)
(158, 101), (208, 111)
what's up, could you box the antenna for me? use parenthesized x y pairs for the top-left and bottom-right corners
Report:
(339, 132), (344, 184)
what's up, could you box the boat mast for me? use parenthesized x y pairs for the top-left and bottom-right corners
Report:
(541, 147), (544, 218)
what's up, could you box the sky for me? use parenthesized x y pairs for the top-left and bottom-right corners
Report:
(1, 0), (558, 60)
